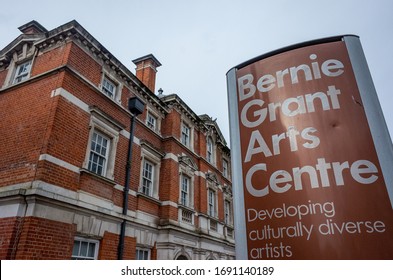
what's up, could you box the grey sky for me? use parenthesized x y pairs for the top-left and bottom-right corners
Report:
(1, 0), (392, 144)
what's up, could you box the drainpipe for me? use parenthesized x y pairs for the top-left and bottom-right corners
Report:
(118, 97), (145, 260)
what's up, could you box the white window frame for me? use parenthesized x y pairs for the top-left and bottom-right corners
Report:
(136, 247), (151, 260)
(139, 144), (162, 200)
(83, 112), (121, 180)
(178, 156), (196, 226)
(88, 130), (110, 176)
(178, 160), (195, 209)
(13, 59), (32, 84)
(71, 237), (99, 260)
(224, 199), (233, 225)
(141, 159), (155, 196)
(207, 136), (214, 164)
(102, 76), (117, 98)
(99, 71), (123, 103)
(181, 122), (191, 147)
(146, 111), (159, 132)
(223, 159), (229, 178)
(180, 174), (191, 206)
(208, 189), (217, 218)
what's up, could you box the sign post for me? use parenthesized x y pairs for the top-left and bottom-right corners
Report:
(227, 35), (393, 259)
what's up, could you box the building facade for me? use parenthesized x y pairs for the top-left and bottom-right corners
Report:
(0, 20), (235, 260)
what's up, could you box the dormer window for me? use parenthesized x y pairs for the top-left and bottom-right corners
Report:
(13, 60), (32, 84)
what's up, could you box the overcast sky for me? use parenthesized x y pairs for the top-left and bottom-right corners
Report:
(1, 0), (392, 145)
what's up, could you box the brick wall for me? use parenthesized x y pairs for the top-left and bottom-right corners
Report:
(161, 108), (181, 138)
(35, 160), (80, 191)
(0, 217), (20, 259)
(159, 159), (179, 202)
(67, 43), (101, 86)
(0, 69), (7, 86)
(160, 205), (179, 222)
(137, 196), (160, 216)
(31, 43), (71, 76)
(0, 74), (60, 188)
(44, 96), (90, 167)
(99, 231), (136, 260)
(14, 217), (75, 260)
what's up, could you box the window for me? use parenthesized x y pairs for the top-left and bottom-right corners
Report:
(181, 175), (190, 206)
(139, 142), (163, 200)
(88, 131), (110, 176)
(72, 237), (99, 260)
(208, 189), (216, 217)
(146, 113), (157, 131)
(223, 159), (229, 178)
(181, 123), (190, 147)
(13, 60), (32, 84)
(136, 248), (150, 260)
(141, 160), (154, 196)
(209, 219), (218, 231)
(83, 110), (122, 180)
(101, 76), (116, 98)
(178, 156), (196, 225)
(207, 137), (214, 163)
(100, 72), (122, 102)
(224, 200), (232, 225)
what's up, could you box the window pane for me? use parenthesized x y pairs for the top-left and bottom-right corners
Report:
(90, 140), (96, 151)
(98, 156), (105, 167)
(80, 241), (88, 257)
(142, 178), (151, 195)
(88, 243), (96, 258)
(97, 165), (103, 175)
(72, 240), (80, 256)
(136, 249), (149, 260)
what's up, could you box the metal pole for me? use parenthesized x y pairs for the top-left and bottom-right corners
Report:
(118, 114), (136, 260)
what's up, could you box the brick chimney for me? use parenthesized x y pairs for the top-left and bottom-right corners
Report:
(132, 54), (161, 93)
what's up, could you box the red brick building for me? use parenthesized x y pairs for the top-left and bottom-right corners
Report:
(0, 20), (235, 260)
